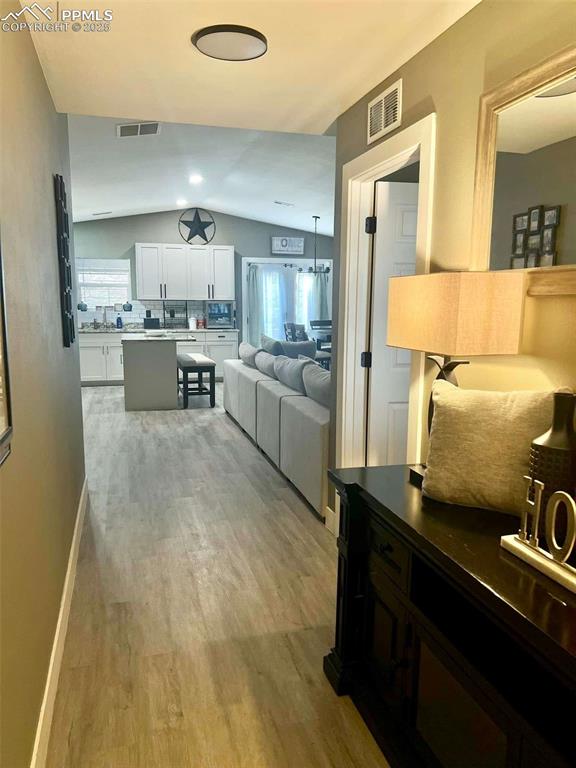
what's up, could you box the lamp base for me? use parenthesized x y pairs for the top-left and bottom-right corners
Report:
(427, 355), (469, 431)
(409, 464), (425, 488)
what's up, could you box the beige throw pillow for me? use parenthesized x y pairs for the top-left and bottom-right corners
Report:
(423, 380), (556, 516)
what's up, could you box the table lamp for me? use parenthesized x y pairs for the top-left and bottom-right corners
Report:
(386, 270), (526, 482)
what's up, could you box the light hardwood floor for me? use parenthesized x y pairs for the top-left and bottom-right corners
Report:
(46, 385), (388, 768)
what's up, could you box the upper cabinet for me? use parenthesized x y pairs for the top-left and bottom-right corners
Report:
(135, 243), (235, 300)
(187, 245), (210, 300)
(211, 246), (235, 300)
(135, 243), (163, 300)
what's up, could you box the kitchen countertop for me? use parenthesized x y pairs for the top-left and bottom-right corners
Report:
(122, 334), (191, 342)
(79, 327), (239, 334)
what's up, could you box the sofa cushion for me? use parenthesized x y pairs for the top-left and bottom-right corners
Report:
(261, 334), (283, 355)
(239, 341), (259, 367)
(280, 396), (330, 514)
(273, 355), (313, 394)
(280, 339), (317, 360)
(303, 363), (331, 408)
(423, 380), (556, 516)
(254, 350), (277, 379)
(236, 364), (271, 440)
(256, 380), (303, 464)
(223, 359), (244, 420)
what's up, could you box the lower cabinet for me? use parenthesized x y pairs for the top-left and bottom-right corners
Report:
(106, 343), (124, 381)
(79, 343), (108, 382)
(80, 332), (239, 383)
(79, 334), (124, 383)
(205, 342), (238, 376)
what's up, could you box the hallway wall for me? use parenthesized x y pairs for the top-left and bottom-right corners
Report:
(331, 1), (576, 475)
(0, 4), (86, 765)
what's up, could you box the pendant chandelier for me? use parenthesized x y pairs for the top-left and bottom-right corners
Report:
(308, 215), (330, 274)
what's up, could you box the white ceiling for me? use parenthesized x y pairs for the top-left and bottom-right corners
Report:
(496, 86), (576, 154)
(29, 0), (480, 135)
(68, 116), (337, 234)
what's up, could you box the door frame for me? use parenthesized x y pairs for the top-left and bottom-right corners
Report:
(336, 113), (436, 470)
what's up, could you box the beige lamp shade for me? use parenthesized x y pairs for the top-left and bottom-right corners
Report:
(386, 270), (526, 356)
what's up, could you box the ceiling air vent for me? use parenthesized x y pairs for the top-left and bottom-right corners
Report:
(367, 79), (402, 145)
(116, 122), (161, 138)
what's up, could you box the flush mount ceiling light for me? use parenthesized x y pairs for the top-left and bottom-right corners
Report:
(176, 198), (188, 207)
(189, 174), (203, 185)
(191, 24), (267, 61)
(536, 76), (576, 97)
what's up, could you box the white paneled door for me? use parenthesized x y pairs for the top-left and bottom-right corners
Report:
(367, 181), (418, 466)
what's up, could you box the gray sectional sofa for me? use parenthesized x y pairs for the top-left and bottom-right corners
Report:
(223, 341), (331, 517)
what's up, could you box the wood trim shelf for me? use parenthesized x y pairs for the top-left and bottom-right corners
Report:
(526, 265), (576, 297)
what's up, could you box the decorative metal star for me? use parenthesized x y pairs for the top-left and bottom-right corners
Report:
(179, 208), (215, 243)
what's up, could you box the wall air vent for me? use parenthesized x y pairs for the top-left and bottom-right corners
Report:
(116, 122), (161, 138)
(367, 79), (402, 145)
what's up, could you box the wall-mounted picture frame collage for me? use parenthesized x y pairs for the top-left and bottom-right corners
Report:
(510, 204), (561, 269)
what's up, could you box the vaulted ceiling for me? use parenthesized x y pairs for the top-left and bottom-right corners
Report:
(29, 0), (480, 134)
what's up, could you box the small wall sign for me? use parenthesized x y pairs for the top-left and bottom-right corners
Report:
(272, 236), (305, 255)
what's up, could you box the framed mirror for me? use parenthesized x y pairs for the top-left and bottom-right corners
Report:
(0, 238), (13, 466)
(470, 46), (576, 273)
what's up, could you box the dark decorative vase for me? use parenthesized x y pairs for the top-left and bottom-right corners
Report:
(530, 392), (576, 557)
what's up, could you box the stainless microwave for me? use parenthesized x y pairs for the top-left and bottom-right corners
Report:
(205, 301), (235, 329)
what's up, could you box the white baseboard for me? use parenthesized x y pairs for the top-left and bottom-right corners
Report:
(324, 498), (340, 537)
(30, 477), (88, 768)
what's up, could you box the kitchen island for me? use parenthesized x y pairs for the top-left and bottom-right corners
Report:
(122, 334), (178, 411)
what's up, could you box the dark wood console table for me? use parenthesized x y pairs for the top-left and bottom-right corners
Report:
(324, 465), (576, 768)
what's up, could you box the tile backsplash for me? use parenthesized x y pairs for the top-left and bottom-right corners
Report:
(78, 300), (206, 330)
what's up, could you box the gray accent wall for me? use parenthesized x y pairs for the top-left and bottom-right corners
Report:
(491, 137), (576, 270)
(0, 7), (85, 766)
(330, 0), (576, 505)
(74, 209), (333, 337)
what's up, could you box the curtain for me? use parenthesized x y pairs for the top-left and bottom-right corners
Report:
(246, 263), (332, 344)
(313, 272), (330, 321)
(247, 263), (288, 344)
(247, 264), (262, 346)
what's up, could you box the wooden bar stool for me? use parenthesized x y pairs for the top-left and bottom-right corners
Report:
(177, 353), (216, 409)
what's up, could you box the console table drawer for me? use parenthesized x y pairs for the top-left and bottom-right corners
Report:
(369, 520), (410, 592)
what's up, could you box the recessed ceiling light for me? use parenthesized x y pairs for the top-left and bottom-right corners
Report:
(191, 24), (267, 62)
(189, 174), (204, 185)
(176, 199), (188, 207)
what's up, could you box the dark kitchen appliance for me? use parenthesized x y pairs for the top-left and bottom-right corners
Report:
(143, 317), (161, 330)
(206, 301), (235, 329)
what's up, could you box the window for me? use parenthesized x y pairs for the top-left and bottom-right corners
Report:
(76, 259), (131, 308)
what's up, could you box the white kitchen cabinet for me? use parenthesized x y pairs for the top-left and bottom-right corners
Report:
(206, 341), (238, 376)
(162, 244), (189, 299)
(211, 245), (235, 300)
(79, 334), (124, 383)
(106, 343), (124, 381)
(79, 343), (108, 382)
(177, 341), (205, 357)
(135, 243), (163, 299)
(135, 243), (235, 301)
(187, 246), (210, 300)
